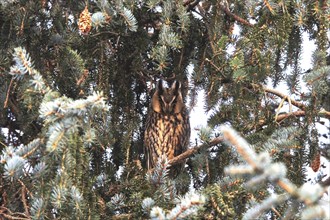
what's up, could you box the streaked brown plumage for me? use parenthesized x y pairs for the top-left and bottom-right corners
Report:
(144, 80), (190, 175)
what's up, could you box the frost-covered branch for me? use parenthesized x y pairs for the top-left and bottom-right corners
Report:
(143, 192), (205, 220)
(1, 47), (110, 219)
(144, 156), (205, 219)
(221, 125), (329, 219)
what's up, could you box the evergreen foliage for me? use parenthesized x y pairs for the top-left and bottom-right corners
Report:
(0, 0), (329, 219)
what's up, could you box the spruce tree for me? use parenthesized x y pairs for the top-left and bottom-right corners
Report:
(0, 0), (329, 219)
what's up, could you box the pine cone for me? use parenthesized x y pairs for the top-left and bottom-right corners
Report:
(78, 6), (92, 35)
(311, 152), (321, 172)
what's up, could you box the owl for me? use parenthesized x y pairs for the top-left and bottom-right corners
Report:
(144, 80), (190, 176)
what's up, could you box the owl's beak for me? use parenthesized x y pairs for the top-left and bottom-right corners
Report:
(163, 103), (172, 114)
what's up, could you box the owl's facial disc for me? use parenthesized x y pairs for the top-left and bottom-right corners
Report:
(161, 95), (176, 114)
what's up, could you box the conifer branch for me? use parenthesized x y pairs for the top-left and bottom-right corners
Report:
(145, 192), (205, 219)
(119, 7), (138, 32)
(168, 137), (223, 166)
(221, 125), (329, 219)
(1, 1), (329, 219)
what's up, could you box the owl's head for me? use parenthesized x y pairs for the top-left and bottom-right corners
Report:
(151, 80), (184, 114)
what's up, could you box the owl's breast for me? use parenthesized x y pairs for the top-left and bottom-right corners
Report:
(144, 108), (190, 171)
(150, 113), (186, 159)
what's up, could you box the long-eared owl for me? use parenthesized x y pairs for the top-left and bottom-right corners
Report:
(144, 80), (190, 175)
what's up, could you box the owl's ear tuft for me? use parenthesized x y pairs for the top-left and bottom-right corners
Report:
(173, 81), (183, 113)
(151, 80), (162, 113)
(157, 80), (164, 94)
(171, 81), (181, 94)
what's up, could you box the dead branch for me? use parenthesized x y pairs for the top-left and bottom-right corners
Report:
(262, 86), (330, 120)
(263, 87), (306, 110)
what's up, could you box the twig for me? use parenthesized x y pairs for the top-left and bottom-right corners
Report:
(210, 196), (222, 215)
(260, 110), (330, 127)
(0, 213), (29, 220)
(0, 140), (7, 147)
(218, 2), (253, 27)
(275, 96), (288, 122)
(76, 69), (89, 86)
(275, 111), (306, 122)
(4, 78), (14, 108)
(319, 109), (330, 118)
(221, 128), (258, 169)
(205, 155), (210, 184)
(22, 144), (39, 159)
(90, 31), (121, 37)
(276, 179), (298, 196)
(184, 0), (201, 12)
(19, 7), (27, 36)
(320, 176), (330, 187)
(205, 58), (221, 72)
(264, 0), (275, 14)
(271, 207), (282, 218)
(18, 179), (32, 197)
(183, 0), (195, 7)
(205, 58), (228, 80)
(20, 184), (30, 218)
(0, 206), (29, 220)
